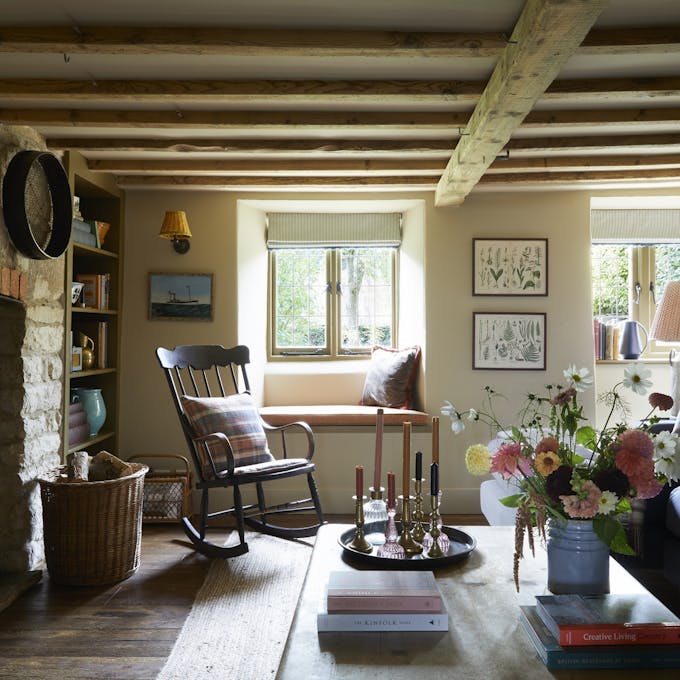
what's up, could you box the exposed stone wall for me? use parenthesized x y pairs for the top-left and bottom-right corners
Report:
(0, 125), (64, 571)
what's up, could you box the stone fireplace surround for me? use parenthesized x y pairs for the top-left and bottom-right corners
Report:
(0, 125), (65, 587)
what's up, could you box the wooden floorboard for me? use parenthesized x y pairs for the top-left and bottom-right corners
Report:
(0, 516), (487, 680)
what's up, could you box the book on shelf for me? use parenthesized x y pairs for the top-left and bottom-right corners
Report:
(75, 273), (110, 310)
(97, 321), (108, 369)
(534, 593), (680, 647)
(72, 218), (98, 247)
(520, 605), (680, 670)
(317, 602), (448, 632)
(326, 570), (442, 613)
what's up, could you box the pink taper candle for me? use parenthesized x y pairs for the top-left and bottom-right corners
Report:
(355, 465), (363, 499)
(387, 471), (396, 507)
(402, 421), (411, 498)
(373, 408), (384, 490)
(432, 416), (440, 465)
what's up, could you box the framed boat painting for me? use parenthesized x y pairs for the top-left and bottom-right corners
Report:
(473, 312), (546, 370)
(473, 238), (548, 296)
(149, 272), (213, 321)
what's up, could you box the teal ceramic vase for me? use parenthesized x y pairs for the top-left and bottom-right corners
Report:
(547, 519), (610, 595)
(71, 388), (106, 437)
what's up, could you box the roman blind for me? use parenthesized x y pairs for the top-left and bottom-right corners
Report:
(591, 208), (680, 243)
(266, 212), (401, 248)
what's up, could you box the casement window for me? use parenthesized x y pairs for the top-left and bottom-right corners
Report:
(266, 213), (400, 358)
(591, 203), (680, 358)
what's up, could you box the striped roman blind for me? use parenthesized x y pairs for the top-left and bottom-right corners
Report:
(591, 208), (680, 243)
(266, 212), (401, 248)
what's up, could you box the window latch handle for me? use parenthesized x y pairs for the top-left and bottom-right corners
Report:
(634, 281), (641, 305)
(326, 282), (332, 294)
(650, 281), (656, 304)
(336, 281), (342, 294)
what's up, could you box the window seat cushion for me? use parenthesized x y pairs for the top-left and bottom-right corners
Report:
(259, 405), (429, 427)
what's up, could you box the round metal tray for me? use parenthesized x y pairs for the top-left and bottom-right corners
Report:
(339, 522), (476, 569)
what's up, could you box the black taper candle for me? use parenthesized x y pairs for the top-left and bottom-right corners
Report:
(430, 462), (439, 496)
(415, 451), (422, 480)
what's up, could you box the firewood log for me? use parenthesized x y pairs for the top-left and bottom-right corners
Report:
(66, 451), (90, 482)
(88, 451), (134, 481)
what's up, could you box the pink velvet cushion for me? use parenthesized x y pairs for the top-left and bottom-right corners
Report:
(181, 393), (274, 478)
(360, 345), (421, 410)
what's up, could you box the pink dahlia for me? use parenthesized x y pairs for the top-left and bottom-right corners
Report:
(616, 448), (652, 478)
(550, 387), (576, 406)
(490, 442), (532, 480)
(535, 436), (559, 455)
(560, 481), (602, 519)
(632, 472), (664, 500)
(617, 429), (654, 459)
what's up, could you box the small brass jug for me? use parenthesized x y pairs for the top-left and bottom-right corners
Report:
(77, 332), (95, 370)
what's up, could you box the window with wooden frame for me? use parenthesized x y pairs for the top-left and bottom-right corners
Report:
(591, 201), (680, 359)
(266, 213), (400, 359)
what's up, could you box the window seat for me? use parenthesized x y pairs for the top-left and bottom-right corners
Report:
(259, 405), (429, 427)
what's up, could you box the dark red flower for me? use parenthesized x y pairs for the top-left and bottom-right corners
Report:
(545, 465), (573, 502)
(649, 392), (674, 412)
(593, 468), (630, 498)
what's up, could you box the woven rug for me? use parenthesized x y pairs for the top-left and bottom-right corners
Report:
(157, 532), (314, 680)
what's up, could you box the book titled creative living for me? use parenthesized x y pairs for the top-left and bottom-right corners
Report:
(535, 593), (680, 646)
(520, 606), (680, 670)
(326, 570), (442, 613)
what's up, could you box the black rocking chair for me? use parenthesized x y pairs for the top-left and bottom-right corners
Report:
(156, 344), (325, 558)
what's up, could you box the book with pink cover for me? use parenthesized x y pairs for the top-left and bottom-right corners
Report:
(326, 570), (442, 613)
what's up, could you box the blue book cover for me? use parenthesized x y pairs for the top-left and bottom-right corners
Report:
(519, 606), (680, 670)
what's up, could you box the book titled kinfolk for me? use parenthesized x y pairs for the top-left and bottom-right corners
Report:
(326, 570), (442, 613)
(317, 603), (449, 632)
(520, 606), (680, 670)
(535, 593), (680, 647)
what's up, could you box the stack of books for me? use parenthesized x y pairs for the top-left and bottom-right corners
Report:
(520, 592), (680, 670)
(72, 217), (98, 248)
(68, 401), (90, 447)
(317, 570), (448, 632)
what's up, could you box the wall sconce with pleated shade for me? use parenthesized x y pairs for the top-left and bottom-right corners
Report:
(159, 211), (192, 254)
(650, 280), (680, 434)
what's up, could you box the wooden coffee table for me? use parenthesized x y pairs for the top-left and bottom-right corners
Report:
(276, 523), (678, 679)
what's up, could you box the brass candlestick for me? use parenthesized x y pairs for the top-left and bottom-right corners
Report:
(411, 478), (427, 543)
(348, 495), (372, 553)
(397, 495), (423, 555)
(427, 493), (444, 558)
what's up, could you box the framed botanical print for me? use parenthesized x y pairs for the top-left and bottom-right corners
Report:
(148, 272), (214, 321)
(473, 312), (546, 370)
(473, 238), (548, 296)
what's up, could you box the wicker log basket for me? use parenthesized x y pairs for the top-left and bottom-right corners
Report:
(39, 463), (148, 586)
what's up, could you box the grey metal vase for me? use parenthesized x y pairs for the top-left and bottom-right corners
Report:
(619, 320), (648, 360)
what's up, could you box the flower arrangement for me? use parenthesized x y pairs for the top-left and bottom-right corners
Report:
(442, 363), (680, 589)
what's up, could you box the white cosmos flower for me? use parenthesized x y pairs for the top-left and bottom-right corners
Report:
(468, 408), (478, 422)
(597, 490), (618, 515)
(441, 400), (465, 434)
(655, 455), (680, 483)
(563, 364), (593, 392)
(653, 431), (678, 461)
(622, 362), (653, 395)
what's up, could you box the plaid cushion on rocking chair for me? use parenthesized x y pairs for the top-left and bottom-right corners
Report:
(181, 393), (275, 477)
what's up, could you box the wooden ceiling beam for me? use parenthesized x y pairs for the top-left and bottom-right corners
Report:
(3, 76), (680, 103)
(87, 158), (446, 175)
(434, 0), (609, 207)
(0, 25), (678, 57)
(480, 168), (680, 184)
(115, 174), (439, 188)
(45, 133), (680, 156)
(6, 107), (680, 129)
(487, 153), (680, 173)
(0, 26), (507, 57)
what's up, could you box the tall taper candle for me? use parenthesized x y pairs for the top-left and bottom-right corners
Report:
(387, 471), (396, 507)
(430, 462), (439, 496)
(355, 465), (363, 499)
(373, 408), (384, 490)
(432, 416), (440, 464)
(415, 451), (422, 480)
(402, 421), (411, 497)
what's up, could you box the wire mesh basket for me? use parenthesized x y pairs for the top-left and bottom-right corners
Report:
(128, 454), (192, 523)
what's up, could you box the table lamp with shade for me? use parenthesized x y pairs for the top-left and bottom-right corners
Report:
(649, 280), (680, 434)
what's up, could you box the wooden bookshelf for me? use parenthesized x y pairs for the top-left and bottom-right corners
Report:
(63, 151), (124, 458)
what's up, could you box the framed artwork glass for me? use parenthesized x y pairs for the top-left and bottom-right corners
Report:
(149, 272), (213, 321)
(473, 312), (546, 370)
(473, 238), (548, 296)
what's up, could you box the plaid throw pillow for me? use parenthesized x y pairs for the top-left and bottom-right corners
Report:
(181, 393), (274, 478)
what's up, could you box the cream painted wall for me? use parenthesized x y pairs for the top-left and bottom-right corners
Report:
(118, 187), (668, 517)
